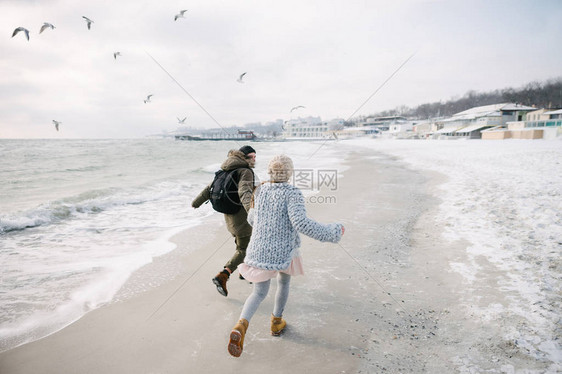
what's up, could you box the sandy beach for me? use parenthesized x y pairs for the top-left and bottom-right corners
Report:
(0, 147), (557, 373)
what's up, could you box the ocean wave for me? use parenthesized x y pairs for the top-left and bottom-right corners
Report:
(199, 163), (222, 173)
(0, 181), (197, 234)
(0, 214), (51, 233)
(63, 165), (103, 173)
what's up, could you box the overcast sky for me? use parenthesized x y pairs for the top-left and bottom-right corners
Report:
(1, 0), (561, 138)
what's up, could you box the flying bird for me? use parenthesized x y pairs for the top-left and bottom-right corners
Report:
(12, 27), (30, 41)
(174, 10), (188, 21)
(82, 16), (94, 30)
(113, 52), (121, 60)
(39, 23), (55, 34)
(290, 105), (305, 112)
(177, 117), (187, 124)
(144, 94), (153, 103)
(237, 72), (247, 83)
(52, 120), (61, 131)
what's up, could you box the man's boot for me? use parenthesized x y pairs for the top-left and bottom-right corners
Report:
(212, 269), (230, 296)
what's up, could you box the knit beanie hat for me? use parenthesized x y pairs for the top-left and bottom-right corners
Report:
(268, 154), (294, 183)
(239, 145), (256, 156)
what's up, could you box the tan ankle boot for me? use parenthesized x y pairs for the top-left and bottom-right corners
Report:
(271, 314), (286, 336)
(228, 319), (249, 357)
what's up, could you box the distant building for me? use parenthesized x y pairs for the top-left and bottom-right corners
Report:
(283, 116), (332, 139)
(431, 103), (536, 139)
(412, 120), (437, 138)
(483, 107), (562, 140)
(387, 121), (414, 134)
(526, 108), (550, 121)
(481, 127), (546, 140)
(545, 109), (562, 119)
(359, 116), (408, 132)
(372, 120), (420, 139)
(334, 126), (377, 139)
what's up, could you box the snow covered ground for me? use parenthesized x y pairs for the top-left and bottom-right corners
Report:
(346, 138), (562, 371)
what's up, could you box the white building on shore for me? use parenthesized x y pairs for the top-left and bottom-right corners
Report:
(483, 108), (562, 140)
(283, 116), (334, 139)
(332, 115), (415, 139)
(430, 103), (536, 139)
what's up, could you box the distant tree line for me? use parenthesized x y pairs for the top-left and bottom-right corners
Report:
(365, 77), (562, 121)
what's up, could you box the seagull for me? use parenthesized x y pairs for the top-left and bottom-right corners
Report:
(82, 16), (94, 30)
(144, 94), (153, 103)
(39, 23), (55, 34)
(52, 120), (61, 131)
(174, 10), (188, 21)
(12, 27), (30, 41)
(290, 105), (305, 112)
(113, 52), (121, 60)
(237, 72), (247, 83)
(177, 117), (187, 124)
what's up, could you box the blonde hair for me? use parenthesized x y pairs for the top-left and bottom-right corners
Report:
(268, 154), (294, 183)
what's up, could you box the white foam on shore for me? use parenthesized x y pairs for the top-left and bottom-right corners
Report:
(0, 217), (208, 352)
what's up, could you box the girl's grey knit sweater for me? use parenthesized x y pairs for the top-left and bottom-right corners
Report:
(245, 182), (343, 271)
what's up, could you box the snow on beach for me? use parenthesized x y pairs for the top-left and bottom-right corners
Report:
(345, 138), (562, 370)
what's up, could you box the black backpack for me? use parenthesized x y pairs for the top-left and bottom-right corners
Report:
(209, 168), (252, 214)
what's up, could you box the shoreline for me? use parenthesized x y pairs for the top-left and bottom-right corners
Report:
(0, 149), (432, 373)
(0, 212), (222, 354)
(0, 139), (348, 354)
(1, 146), (557, 373)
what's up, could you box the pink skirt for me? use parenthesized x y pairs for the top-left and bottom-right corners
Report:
(239, 256), (304, 283)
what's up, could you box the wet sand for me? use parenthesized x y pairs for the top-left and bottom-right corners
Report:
(0, 149), (552, 373)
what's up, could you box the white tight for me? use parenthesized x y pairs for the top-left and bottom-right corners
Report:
(240, 272), (291, 321)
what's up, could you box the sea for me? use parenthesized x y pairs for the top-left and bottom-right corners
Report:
(0, 138), (344, 352)
(2, 137), (561, 368)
